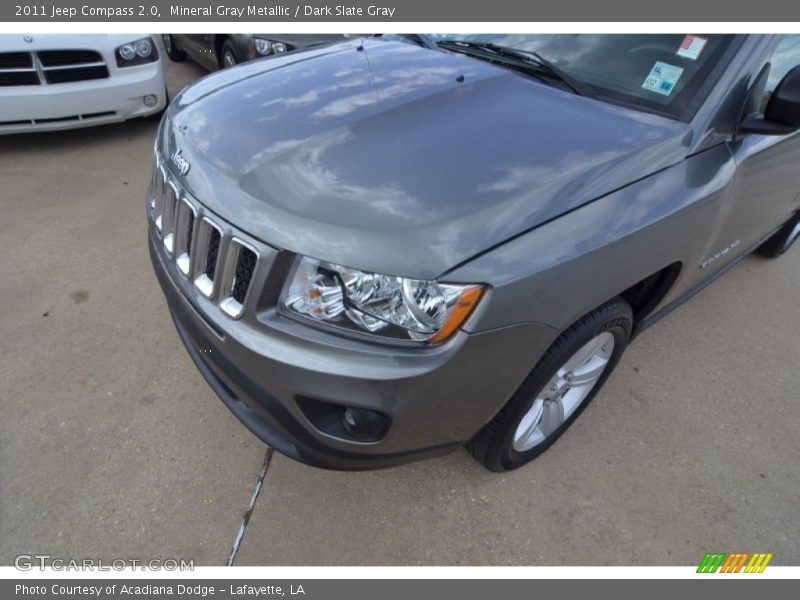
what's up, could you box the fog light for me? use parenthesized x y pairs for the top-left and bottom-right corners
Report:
(342, 406), (390, 441)
(143, 94), (158, 108)
(295, 396), (391, 443)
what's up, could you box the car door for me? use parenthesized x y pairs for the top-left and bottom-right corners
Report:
(182, 34), (217, 70)
(723, 35), (800, 254)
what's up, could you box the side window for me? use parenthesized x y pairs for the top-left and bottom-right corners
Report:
(764, 35), (800, 107)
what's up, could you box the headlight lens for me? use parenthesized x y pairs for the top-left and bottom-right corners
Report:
(116, 37), (158, 67)
(283, 257), (484, 344)
(254, 38), (272, 55)
(253, 39), (289, 56)
(119, 44), (136, 61)
(134, 38), (152, 57)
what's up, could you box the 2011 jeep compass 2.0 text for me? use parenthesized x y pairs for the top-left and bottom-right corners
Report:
(148, 34), (800, 471)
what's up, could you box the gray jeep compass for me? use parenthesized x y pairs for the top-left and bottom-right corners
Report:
(148, 34), (800, 471)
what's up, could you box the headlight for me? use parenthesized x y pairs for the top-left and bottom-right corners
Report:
(254, 38), (272, 55)
(134, 38), (152, 57)
(253, 39), (289, 56)
(282, 257), (485, 344)
(116, 37), (158, 67)
(118, 44), (136, 61)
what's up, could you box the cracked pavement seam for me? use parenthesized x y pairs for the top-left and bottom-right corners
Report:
(227, 447), (274, 566)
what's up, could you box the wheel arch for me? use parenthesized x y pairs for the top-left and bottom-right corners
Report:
(213, 35), (230, 63)
(619, 261), (683, 325)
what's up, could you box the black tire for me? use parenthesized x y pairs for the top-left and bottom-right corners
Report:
(161, 34), (186, 62)
(219, 39), (238, 69)
(755, 212), (800, 258)
(467, 297), (633, 472)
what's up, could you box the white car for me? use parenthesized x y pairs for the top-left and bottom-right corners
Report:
(0, 34), (167, 134)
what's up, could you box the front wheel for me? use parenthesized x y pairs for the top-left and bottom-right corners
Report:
(467, 297), (633, 472)
(162, 35), (186, 61)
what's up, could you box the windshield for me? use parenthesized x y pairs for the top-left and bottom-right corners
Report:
(429, 34), (736, 117)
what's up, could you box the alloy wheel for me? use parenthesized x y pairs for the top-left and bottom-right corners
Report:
(513, 331), (615, 452)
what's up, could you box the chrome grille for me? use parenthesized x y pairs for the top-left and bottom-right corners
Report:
(175, 199), (196, 276)
(219, 240), (259, 319)
(162, 181), (180, 255)
(232, 246), (257, 304)
(149, 161), (265, 320)
(0, 49), (109, 87)
(151, 162), (166, 232)
(193, 218), (223, 298)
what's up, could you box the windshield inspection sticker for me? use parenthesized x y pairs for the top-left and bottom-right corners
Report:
(677, 35), (708, 60)
(642, 62), (684, 96)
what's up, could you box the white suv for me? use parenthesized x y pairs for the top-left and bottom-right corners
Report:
(0, 34), (166, 135)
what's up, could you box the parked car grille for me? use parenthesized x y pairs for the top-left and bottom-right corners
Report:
(0, 49), (109, 87)
(44, 65), (108, 84)
(0, 110), (116, 128)
(0, 71), (39, 86)
(37, 49), (102, 67)
(150, 157), (263, 320)
(0, 52), (32, 68)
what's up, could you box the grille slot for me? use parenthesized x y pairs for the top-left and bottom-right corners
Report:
(81, 111), (115, 120)
(206, 229), (221, 278)
(162, 181), (180, 254)
(35, 115), (79, 124)
(232, 247), (257, 304)
(152, 165), (166, 233)
(38, 49), (102, 67)
(193, 218), (223, 298)
(175, 198), (197, 276)
(219, 240), (259, 319)
(44, 65), (108, 84)
(0, 52), (32, 68)
(0, 71), (38, 86)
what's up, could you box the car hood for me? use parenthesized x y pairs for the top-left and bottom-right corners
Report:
(162, 38), (692, 279)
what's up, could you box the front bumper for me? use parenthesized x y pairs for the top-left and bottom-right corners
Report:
(149, 207), (558, 471)
(0, 60), (166, 135)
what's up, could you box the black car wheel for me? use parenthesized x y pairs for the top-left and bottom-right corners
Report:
(162, 34), (186, 61)
(755, 212), (800, 258)
(467, 297), (633, 472)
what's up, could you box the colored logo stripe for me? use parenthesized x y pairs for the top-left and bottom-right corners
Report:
(697, 552), (773, 573)
(697, 553), (726, 573)
(720, 553), (749, 573)
(744, 553), (773, 573)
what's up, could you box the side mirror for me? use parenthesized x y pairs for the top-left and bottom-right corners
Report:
(741, 65), (800, 135)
